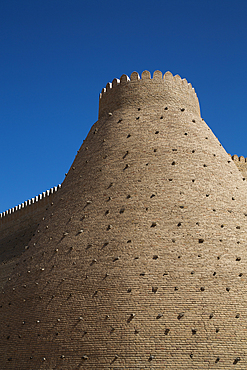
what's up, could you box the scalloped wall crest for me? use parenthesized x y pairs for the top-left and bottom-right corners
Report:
(182, 78), (188, 86)
(174, 74), (182, 85)
(231, 154), (247, 163)
(0, 184), (61, 222)
(99, 70), (199, 100)
(98, 69), (200, 119)
(141, 70), (151, 80)
(120, 74), (130, 83)
(164, 71), (173, 81)
(106, 82), (112, 92)
(153, 70), (163, 80)
(112, 78), (120, 87)
(130, 72), (140, 81)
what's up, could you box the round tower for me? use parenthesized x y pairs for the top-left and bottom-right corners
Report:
(1, 71), (247, 369)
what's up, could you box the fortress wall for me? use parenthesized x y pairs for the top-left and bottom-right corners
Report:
(0, 149), (246, 268)
(0, 185), (61, 235)
(0, 71), (244, 255)
(0, 186), (61, 278)
(0, 151), (245, 267)
(0, 156), (245, 250)
(2, 70), (247, 368)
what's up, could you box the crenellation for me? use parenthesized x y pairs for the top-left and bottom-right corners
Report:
(99, 70), (198, 99)
(239, 155), (245, 162)
(120, 73), (130, 83)
(130, 71), (140, 81)
(141, 70), (151, 79)
(153, 70), (162, 80)
(229, 154), (247, 178)
(0, 184), (61, 227)
(164, 70), (173, 80)
(98, 70), (200, 121)
(106, 82), (112, 91)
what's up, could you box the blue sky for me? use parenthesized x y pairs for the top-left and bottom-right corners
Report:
(1, 0), (247, 213)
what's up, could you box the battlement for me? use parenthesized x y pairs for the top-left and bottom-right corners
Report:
(99, 70), (200, 119)
(229, 154), (247, 179)
(230, 154), (247, 163)
(0, 184), (61, 227)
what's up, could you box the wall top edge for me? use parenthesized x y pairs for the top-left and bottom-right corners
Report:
(230, 154), (247, 163)
(0, 184), (61, 219)
(99, 70), (197, 99)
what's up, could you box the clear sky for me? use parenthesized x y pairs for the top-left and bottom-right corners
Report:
(1, 0), (247, 213)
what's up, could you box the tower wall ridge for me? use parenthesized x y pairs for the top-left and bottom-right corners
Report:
(98, 70), (200, 119)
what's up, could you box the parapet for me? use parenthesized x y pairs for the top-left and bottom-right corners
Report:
(0, 184), (61, 227)
(230, 154), (247, 163)
(99, 70), (201, 119)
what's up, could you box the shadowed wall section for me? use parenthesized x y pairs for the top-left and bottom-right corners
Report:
(0, 186), (61, 287)
(1, 71), (247, 369)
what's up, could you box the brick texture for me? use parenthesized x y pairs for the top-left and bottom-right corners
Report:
(1, 70), (247, 369)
